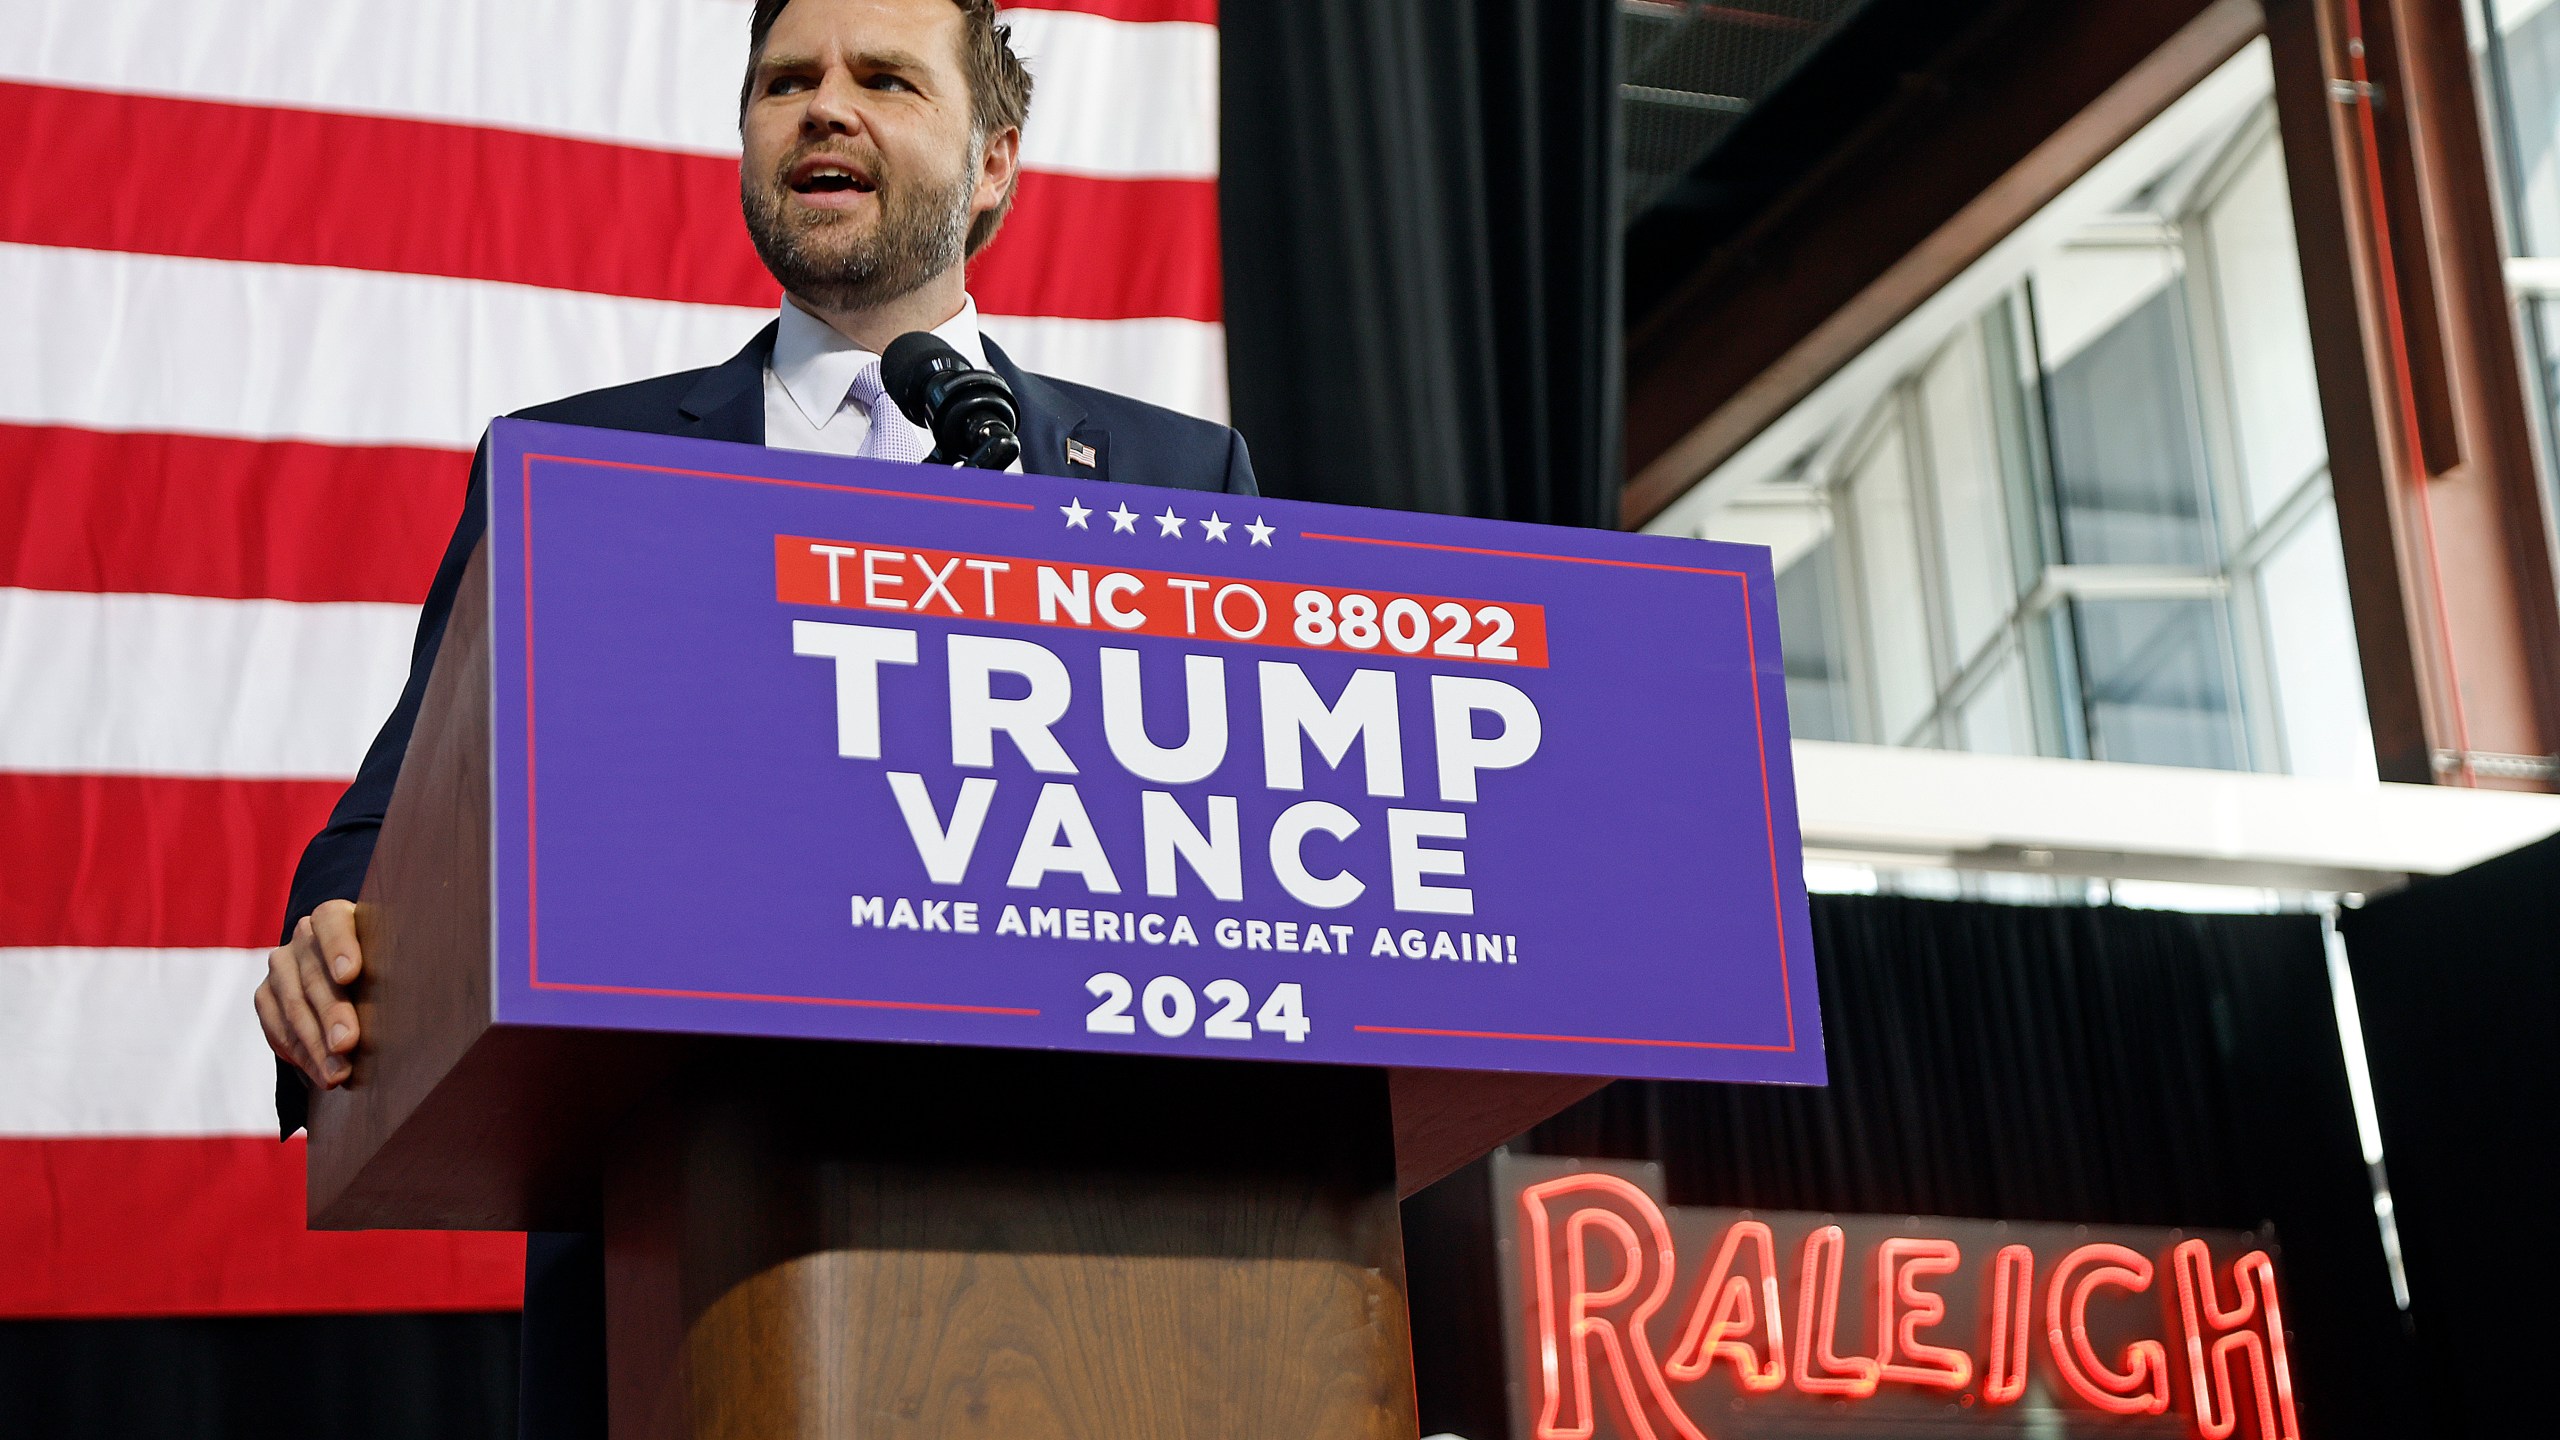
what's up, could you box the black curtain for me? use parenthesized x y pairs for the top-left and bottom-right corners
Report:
(2340, 832), (2560, 1440)
(1404, 893), (2429, 1440)
(0, 1314), (516, 1439)
(1219, 0), (1621, 525)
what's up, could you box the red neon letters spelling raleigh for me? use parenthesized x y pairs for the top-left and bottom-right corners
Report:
(1518, 1173), (2299, 1440)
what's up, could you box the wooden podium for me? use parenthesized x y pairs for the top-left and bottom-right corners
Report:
(306, 537), (1605, 1439)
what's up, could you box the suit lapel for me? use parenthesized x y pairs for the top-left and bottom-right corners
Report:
(986, 337), (1108, 482)
(676, 322), (775, 444)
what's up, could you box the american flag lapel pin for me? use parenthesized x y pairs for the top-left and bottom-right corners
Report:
(1065, 438), (1097, 469)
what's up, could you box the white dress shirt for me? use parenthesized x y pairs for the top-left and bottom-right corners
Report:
(761, 294), (1017, 468)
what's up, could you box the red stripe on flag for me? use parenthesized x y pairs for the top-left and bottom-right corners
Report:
(973, 172), (1222, 323)
(0, 425), (466, 604)
(1006, 0), (1220, 23)
(0, 774), (345, 950)
(0, 82), (1220, 321)
(0, 82), (773, 309)
(0, 1136), (522, 1318)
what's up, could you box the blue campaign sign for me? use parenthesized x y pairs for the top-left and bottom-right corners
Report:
(481, 418), (1823, 1084)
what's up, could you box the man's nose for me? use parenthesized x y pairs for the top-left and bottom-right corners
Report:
(801, 70), (867, 136)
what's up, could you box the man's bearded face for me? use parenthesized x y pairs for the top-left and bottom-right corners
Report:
(742, 131), (978, 313)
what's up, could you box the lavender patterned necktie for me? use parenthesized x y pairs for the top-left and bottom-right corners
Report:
(847, 357), (934, 464)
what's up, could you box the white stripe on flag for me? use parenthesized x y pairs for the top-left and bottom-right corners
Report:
(981, 314), (1230, 423)
(0, 948), (278, 1137)
(1005, 10), (1220, 180)
(0, 244), (769, 450)
(0, 245), (1222, 444)
(0, 588), (416, 779)
(0, 0), (744, 158)
(0, 1), (1216, 179)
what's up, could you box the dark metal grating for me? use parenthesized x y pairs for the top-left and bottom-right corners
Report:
(1620, 0), (1876, 222)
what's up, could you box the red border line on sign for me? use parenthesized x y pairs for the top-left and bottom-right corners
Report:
(1738, 563), (1797, 1048)
(532, 979), (1039, 1017)
(1300, 531), (1748, 578)
(531, 452), (1040, 510)
(514, 454), (1798, 1050)
(522, 457), (541, 986)
(1349, 1024), (1797, 1052)
(1308, 526), (1799, 1054)
(517, 451), (1040, 1016)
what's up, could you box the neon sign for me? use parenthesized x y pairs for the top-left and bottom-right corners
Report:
(1494, 1156), (2298, 1440)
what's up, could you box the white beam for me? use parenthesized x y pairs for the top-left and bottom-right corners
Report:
(1792, 740), (2560, 891)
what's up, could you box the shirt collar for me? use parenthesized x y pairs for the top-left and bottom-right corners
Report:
(770, 294), (990, 432)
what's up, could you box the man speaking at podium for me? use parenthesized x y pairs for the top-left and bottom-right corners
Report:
(252, 0), (1256, 1431)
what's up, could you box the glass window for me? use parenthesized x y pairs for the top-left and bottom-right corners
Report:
(1684, 47), (2376, 783)
(2070, 596), (2244, 769)
(1917, 325), (2017, 664)
(2484, 0), (2560, 257)
(1844, 421), (1937, 742)
(1982, 295), (2059, 592)
(1775, 537), (1854, 742)
(2533, 296), (2560, 415)
(2035, 249), (2222, 567)
(2529, 297), (2560, 471)
(1958, 651), (2037, 756)
(2202, 135), (2329, 524)
(2256, 501), (2378, 780)
(2479, 0), (2560, 542)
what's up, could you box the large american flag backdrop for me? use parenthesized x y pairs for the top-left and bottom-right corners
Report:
(0, 0), (1221, 1319)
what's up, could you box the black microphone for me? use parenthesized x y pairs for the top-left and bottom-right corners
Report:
(881, 332), (1022, 470)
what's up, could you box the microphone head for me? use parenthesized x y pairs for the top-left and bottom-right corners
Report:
(879, 330), (1019, 468)
(881, 331), (971, 429)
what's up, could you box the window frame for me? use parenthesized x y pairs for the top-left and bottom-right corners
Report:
(1776, 112), (2352, 775)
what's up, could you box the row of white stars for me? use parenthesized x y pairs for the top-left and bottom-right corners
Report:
(1061, 497), (1275, 545)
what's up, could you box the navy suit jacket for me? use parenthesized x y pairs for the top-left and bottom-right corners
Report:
(272, 325), (1255, 1438)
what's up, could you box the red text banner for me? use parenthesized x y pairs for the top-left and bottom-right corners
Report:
(774, 533), (1551, 667)
(1492, 1154), (2299, 1440)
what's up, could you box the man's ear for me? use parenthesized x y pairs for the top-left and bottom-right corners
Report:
(974, 125), (1021, 217)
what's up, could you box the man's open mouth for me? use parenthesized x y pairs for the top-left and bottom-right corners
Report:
(789, 158), (877, 195)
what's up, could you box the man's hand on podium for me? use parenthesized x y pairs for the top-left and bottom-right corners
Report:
(254, 899), (363, 1089)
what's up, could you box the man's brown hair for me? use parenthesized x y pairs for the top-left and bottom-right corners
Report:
(741, 0), (1034, 258)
